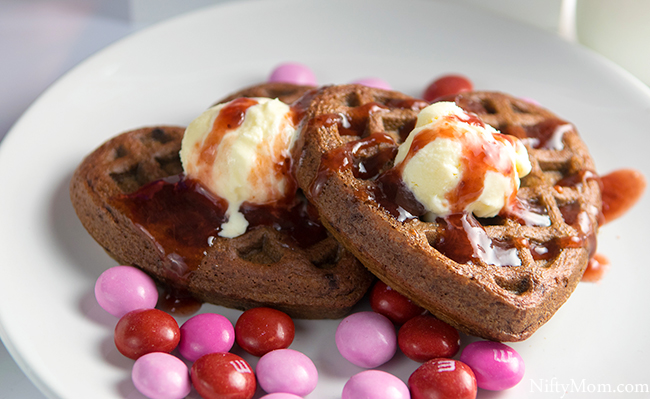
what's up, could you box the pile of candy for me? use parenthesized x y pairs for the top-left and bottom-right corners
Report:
(96, 265), (306, 399)
(92, 64), (527, 399)
(95, 264), (524, 399)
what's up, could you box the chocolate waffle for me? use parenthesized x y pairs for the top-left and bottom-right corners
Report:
(294, 85), (602, 340)
(70, 84), (373, 319)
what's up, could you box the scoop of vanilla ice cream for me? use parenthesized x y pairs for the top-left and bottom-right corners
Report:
(394, 102), (531, 218)
(180, 97), (298, 238)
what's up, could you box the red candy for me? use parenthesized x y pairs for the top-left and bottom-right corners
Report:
(423, 75), (473, 102)
(398, 315), (460, 362)
(191, 352), (256, 399)
(235, 307), (295, 356)
(409, 359), (477, 399)
(113, 309), (180, 360)
(369, 281), (425, 325)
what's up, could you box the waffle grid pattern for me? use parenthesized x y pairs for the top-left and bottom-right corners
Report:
(101, 127), (350, 278)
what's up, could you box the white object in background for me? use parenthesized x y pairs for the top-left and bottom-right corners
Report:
(576, 0), (650, 86)
(558, 0), (577, 42)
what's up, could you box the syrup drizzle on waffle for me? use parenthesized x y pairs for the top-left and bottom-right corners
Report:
(297, 85), (609, 340)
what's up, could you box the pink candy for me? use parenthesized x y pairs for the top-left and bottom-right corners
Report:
(460, 341), (525, 391)
(335, 311), (396, 368)
(178, 313), (235, 362)
(351, 77), (392, 90)
(256, 349), (318, 396)
(132, 352), (191, 399)
(95, 265), (158, 317)
(268, 63), (317, 86)
(342, 370), (409, 399)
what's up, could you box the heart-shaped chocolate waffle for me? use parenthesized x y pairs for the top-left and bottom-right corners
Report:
(70, 83), (373, 318)
(294, 84), (601, 340)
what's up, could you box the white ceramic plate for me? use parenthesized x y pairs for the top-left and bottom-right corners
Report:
(1, 0), (649, 398)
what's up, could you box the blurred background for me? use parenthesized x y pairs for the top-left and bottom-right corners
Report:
(2, 0), (649, 145)
(0, 0), (648, 397)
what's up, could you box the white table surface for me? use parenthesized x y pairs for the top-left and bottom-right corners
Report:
(0, 1), (646, 398)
